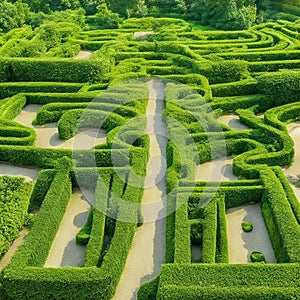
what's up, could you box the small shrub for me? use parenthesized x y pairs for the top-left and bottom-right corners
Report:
(250, 251), (266, 263)
(242, 221), (253, 233)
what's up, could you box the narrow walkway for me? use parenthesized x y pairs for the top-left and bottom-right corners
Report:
(226, 203), (276, 264)
(218, 114), (249, 131)
(284, 122), (300, 202)
(195, 157), (238, 182)
(0, 229), (29, 271)
(14, 105), (106, 149)
(75, 50), (93, 59)
(0, 163), (38, 182)
(133, 31), (154, 39)
(112, 79), (167, 300)
(44, 190), (93, 267)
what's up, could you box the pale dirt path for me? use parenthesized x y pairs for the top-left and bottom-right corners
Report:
(75, 50), (93, 59)
(218, 114), (249, 131)
(133, 31), (154, 39)
(195, 157), (238, 182)
(0, 229), (29, 272)
(44, 190), (94, 267)
(283, 122), (300, 202)
(226, 203), (276, 264)
(112, 79), (167, 300)
(14, 105), (106, 149)
(0, 163), (38, 182)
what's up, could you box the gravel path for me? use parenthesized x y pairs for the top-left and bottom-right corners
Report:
(75, 50), (93, 59)
(218, 114), (249, 131)
(14, 105), (106, 149)
(44, 190), (94, 267)
(226, 203), (276, 264)
(112, 79), (167, 300)
(133, 31), (154, 39)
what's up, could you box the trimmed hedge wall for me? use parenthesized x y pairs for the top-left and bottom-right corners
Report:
(0, 57), (114, 83)
(157, 264), (300, 300)
(0, 177), (32, 259)
(260, 168), (300, 263)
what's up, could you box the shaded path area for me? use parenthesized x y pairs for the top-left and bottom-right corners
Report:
(44, 191), (94, 267)
(218, 114), (249, 131)
(112, 79), (167, 300)
(226, 203), (276, 264)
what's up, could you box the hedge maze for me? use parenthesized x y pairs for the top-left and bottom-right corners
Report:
(0, 16), (300, 299)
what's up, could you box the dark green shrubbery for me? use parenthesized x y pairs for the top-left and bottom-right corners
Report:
(76, 208), (94, 245)
(261, 168), (300, 263)
(257, 70), (300, 106)
(157, 264), (300, 299)
(203, 60), (249, 84)
(250, 251), (266, 263)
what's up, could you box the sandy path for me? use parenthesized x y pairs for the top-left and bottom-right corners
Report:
(133, 31), (154, 39)
(75, 50), (93, 59)
(226, 203), (276, 264)
(0, 229), (29, 272)
(14, 105), (106, 149)
(191, 245), (202, 262)
(283, 122), (300, 202)
(44, 190), (94, 267)
(0, 163), (38, 182)
(195, 157), (238, 182)
(218, 114), (249, 131)
(112, 79), (167, 300)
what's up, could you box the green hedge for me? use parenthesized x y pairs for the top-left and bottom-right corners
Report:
(57, 109), (125, 140)
(29, 170), (56, 211)
(261, 168), (300, 262)
(157, 264), (300, 299)
(203, 60), (249, 84)
(0, 94), (26, 120)
(0, 57), (114, 83)
(158, 285), (300, 299)
(0, 177), (33, 259)
(0, 82), (82, 99)
(211, 80), (258, 97)
(272, 166), (300, 224)
(249, 60), (300, 72)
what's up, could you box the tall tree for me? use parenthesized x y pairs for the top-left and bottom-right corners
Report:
(191, 0), (257, 30)
(0, 1), (19, 32)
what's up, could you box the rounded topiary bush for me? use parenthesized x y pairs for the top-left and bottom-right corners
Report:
(250, 251), (266, 263)
(242, 221), (253, 232)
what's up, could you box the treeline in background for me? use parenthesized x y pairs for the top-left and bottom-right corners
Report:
(0, 0), (299, 33)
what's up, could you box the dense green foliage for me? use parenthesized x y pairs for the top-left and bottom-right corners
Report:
(0, 177), (32, 259)
(242, 221), (253, 232)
